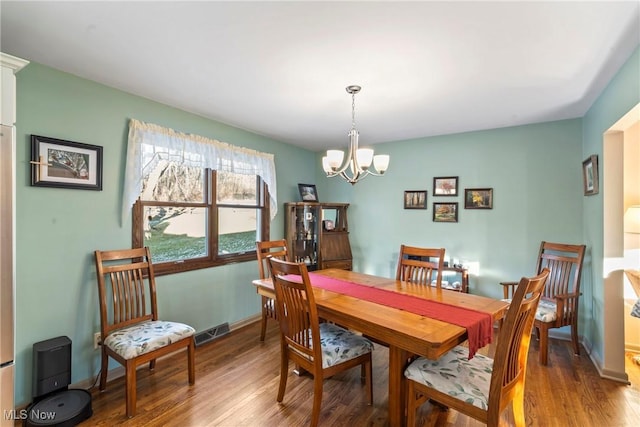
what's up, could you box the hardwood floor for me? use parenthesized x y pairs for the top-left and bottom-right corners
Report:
(79, 321), (639, 426)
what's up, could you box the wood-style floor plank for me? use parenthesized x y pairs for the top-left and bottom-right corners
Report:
(72, 321), (639, 426)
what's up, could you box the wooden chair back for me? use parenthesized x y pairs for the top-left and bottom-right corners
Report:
(536, 241), (585, 304)
(94, 246), (195, 418)
(268, 257), (321, 372)
(500, 241), (586, 365)
(268, 257), (373, 426)
(487, 267), (549, 424)
(256, 239), (289, 279)
(396, 244), (445, 288)
(95, 247), (158, 339)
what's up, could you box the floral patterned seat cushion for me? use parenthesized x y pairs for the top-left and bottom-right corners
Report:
(404, 345), (493, 410)
(432, 280), (462, 291)
(312, 323), (373, 369)
(502, 298), (557, 323)
(104, 320), (195, 360)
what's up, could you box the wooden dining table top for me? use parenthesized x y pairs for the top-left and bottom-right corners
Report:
(253, 268), (507, 359)
(253, 268), (508, 426)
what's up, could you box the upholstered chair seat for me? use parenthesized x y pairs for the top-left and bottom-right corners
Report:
(103, 320), (195, 360)
(405, 346), (492, 411)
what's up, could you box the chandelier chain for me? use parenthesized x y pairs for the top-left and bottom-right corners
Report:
(351, 92), (356, 131)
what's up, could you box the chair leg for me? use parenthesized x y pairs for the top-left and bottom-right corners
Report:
(539, 324), (549, 365)
(99, 347), (108, 391)
(125, 361), (137, 418)
(406, 380), (416, 427)
(277, 345), (288, 402)
(188, 339), (195, 385)
(311, 373), (324, 427)
(260, 296), (269, 341)
(570, 321), (580, 356)
(364, 357), (373, 405)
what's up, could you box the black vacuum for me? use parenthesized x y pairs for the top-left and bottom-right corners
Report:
(24, 336), (92, 427)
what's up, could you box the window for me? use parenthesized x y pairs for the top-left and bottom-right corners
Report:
(133, 165), (269, 275)
(125, 119), (277, 276)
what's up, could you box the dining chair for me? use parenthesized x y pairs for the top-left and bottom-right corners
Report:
(404, 267), (550, 427)
(396, 244), (445, 288)
(267, 257), (373, 427)
(255, 239), (289, 341)
(500, 241), (586, 365)
(94, 247), (196, 417)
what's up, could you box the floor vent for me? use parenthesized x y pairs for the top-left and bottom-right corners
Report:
(194, 322), (230, 347)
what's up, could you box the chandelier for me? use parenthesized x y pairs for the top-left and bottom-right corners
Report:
(322, 85), (390, 184)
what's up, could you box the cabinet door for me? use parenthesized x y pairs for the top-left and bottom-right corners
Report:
(288, 204), (319, 270)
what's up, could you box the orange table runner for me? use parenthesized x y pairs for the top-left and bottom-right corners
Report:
(308, 273), (493, 359)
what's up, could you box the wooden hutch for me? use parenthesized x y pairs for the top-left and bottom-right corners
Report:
(284, 202), (352, 271)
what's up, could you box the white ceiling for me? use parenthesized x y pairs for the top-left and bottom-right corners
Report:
(1, 1), (639, 151)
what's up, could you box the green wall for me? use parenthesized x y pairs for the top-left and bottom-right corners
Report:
(581, 46), (640, 369)
(14, 63), (316, 406)
(316, 119), (584, 293)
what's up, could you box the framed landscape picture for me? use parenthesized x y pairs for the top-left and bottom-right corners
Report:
(465, 188), (493, 209)
(582, 155), (599, 196)
(433, 202), (458, 222)
(30, 134), (103, 190)
(404, 190), (427, 209)
(298, 183), (319, 202)
(433, 176), (458, 196)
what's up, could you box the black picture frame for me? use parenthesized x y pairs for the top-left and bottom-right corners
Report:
(433, 176), (458, 196)
(464, 188), (493, 209)
(404, 190), (427, 209)
(582, 155), (599, 196)
(433, 202), (458, 222)
(30, 135), (103, 190)
(298, 183), (319, 202)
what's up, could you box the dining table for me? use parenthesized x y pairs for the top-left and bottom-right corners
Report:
(252, 268), (509, 426)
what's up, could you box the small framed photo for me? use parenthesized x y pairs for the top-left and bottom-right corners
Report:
(433, 202), (458, 222)
(404, 190), (427, 209)
(433, 176), (458, 196)
(298, 183), (319, 202)
(30, 135), (103, 190)
(582, 155), (599, 196)
(465, 188), (493, 209)
(323, 220), (335, 231)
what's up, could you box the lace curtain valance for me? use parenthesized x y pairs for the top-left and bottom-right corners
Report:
(122, 119), (277, 224)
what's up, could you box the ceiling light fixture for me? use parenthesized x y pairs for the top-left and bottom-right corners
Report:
(322, 85), (389, 185)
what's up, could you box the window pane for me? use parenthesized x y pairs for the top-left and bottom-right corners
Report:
(144, 206), (208, 262)
(218, 207), (257, 254)
(217, 171), (257, 205)
(142, 160), (204, 202)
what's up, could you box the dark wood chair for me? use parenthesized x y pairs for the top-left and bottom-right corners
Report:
(255, 239), (289, 341)
(405, 268), (550, 426)
(500, 241), (586, 365)
(396, 244), (445, 288)
(94, 247), (195, 417)
(268, 257), (373, 427)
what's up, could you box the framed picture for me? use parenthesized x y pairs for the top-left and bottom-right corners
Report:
(298, 183), (319, 202)
(404, 190), (427, 209)
(433, 176), (458, 196)
(30, 135), (103, 190)
(465, 188), (493, 209)
(433, 202), (458, 222)
(582, 155), (599, 196)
